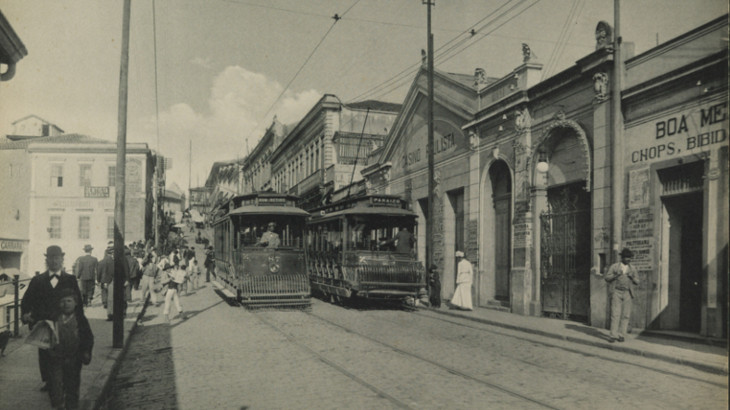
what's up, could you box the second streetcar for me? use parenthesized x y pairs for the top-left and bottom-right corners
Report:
(305, 194), (426, 304)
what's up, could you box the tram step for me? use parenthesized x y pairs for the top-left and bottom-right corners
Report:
(221, 288), (237, 299)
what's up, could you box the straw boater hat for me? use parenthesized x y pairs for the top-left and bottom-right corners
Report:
(455, 251), (465, 258)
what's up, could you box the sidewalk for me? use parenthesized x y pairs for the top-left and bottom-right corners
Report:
(420, 302), (728, 375)
(0, 289), (146, 410)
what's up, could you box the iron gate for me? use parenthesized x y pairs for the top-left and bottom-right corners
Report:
(540, 186), (590, 321)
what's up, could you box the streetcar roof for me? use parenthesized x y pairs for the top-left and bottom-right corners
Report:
(228, 205), (310, 217)
(310, 206), (417, 222)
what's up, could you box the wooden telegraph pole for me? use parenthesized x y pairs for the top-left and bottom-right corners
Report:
(113, 0), (132, 348)
(612, 0), (623, 263)
(424, 0), (435, 292)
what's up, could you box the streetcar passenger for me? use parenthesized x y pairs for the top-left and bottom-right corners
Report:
(257, 222), (281, 248)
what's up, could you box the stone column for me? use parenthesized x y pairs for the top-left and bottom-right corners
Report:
(510, 129), (534, 316)
(702, 146), (727, 337)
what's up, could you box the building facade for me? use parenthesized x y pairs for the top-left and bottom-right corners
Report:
(6, 115), (64, 140)
(25, 137), (153, 274)
(620, 16), (728, 337)
(241, 117), (289, 194)
(270, 95), (400, 210)
(0, 10), (27, 282)
(363, 16), (727, 339)
(362, 67), (481, 302)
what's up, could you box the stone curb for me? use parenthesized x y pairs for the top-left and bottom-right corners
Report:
(419, 306), (728, 375)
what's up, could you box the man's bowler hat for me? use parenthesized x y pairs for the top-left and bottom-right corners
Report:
(619, 248), (634, 258)
(83, 244), (93, 252)
(45, 245), (65, 258)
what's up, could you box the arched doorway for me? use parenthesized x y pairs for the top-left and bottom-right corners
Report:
(536, 125), (591, 322)
(490, 161), (512, 303)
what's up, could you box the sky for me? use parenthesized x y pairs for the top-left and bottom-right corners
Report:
(0, 0), (727, 191)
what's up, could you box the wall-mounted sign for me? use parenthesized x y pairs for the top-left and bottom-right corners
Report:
(394, 118), (466, 178)
(84, 186), (110, 198)
(0, 239), (24, 252)
(626, 101), (728, 165)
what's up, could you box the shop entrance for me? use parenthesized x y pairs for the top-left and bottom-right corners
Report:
(540, 182), (591, 321)
(489, 161), (511, 302)
(660, 191), (704, 332)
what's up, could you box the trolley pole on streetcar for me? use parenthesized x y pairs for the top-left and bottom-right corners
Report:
(113, 0), (132, 348)
(424, 0), (435, 299)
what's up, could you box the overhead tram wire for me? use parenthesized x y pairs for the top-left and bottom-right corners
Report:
(348, 0), (519, 102)
(432, 0), (535, 65)
(220, 0), (331, 19)
(541, 0), (578, 77)
(542, 0), (584, 79)
(418, 0), (543, 74)
(233, 0), (362, 159)
(350, 0), (532, 103)
(372, 0), (538, 100)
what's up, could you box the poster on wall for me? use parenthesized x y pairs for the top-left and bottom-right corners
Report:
(628, 167), (650, 209)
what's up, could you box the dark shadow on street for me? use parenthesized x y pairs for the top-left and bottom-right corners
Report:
(99, 322), (178, 410)
(565, 323), (614, 342)
(634, 330), (728, 354)
(311, 292), (415, 312)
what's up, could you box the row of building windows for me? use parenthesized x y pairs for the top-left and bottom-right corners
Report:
(48, 214), (114, 240)
(274, 137), (323, 192)
(49, 164), (116, 188)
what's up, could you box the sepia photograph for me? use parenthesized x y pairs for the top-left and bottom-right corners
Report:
(0, 1), (728, 409)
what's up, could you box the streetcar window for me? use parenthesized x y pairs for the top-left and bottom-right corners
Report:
(231, 215), (305, 249)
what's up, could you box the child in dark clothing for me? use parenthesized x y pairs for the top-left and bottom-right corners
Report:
(48, 288), (94, 410)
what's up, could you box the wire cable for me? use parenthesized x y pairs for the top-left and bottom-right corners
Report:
(350, 0), (523, 102)
(371, 0), (544, 101)
(235, 0), (361, 158)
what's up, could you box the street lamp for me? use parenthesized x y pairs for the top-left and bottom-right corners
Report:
(536, 149), (549, 174)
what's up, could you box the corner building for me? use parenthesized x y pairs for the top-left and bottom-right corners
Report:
(621, 16), (727, 338)
(366, 16), (727, 339)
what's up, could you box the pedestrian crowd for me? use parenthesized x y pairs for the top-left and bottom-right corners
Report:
(19, 237), (215, 409)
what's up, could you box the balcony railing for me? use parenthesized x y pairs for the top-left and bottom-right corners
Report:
(290, 168), (324, 196)
(0, 275), (30, 337)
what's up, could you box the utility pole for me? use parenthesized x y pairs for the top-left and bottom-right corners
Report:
(113, 0), (132, 348)
(611, 0), (623, 263)
(189, 138), (192, 209)
(424, 0), (435, 293)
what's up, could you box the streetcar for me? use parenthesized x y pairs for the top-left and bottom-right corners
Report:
(305, 194), (426, 304)
(211, 192), (311, 308)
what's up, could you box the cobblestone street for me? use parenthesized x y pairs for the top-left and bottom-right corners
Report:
(101, 284), (727, 409)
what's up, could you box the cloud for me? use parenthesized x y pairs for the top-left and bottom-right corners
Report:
(129, 66), (321, 191)
(191, 57), (213, 70)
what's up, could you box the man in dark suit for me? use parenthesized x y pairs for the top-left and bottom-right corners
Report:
(97, 246), (114, 312)
(21, 245), (84, 392)
(73, 244), (98, 307)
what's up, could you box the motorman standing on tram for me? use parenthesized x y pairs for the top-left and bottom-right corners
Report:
(257, 222), (281, 248)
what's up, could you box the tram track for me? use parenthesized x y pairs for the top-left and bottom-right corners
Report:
(245, 295), (561, 410)
(407, 309), (728, 387)
(251, 310), (415, 410)
(301, 309), (561, 410)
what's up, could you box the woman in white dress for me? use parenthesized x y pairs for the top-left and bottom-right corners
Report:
(451, 251), (473, 311)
